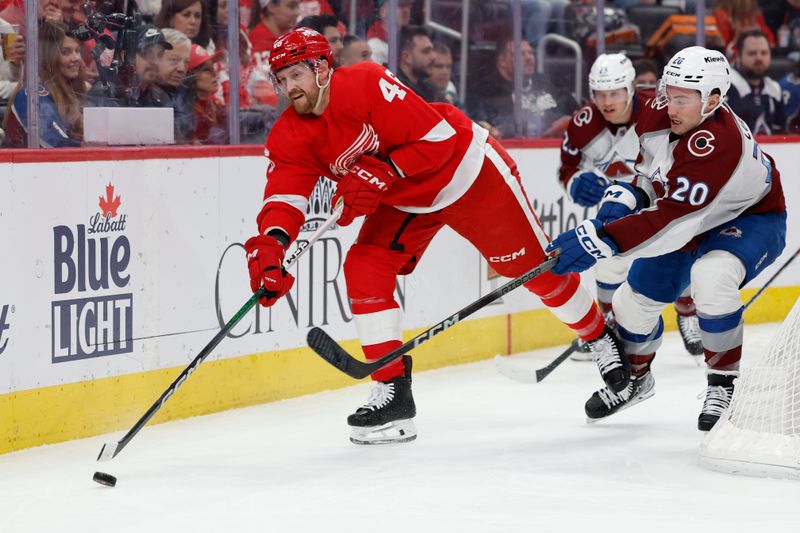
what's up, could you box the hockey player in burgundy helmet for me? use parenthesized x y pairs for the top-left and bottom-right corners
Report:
(244, 28), (626, 444)
(559, 53), (704, 360)
(548, 46), (786, 430)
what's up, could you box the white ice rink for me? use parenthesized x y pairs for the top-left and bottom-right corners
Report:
(2, 323), (799, 533)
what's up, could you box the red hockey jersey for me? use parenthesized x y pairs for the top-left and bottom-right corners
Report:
(257, 62), (489, 241)
(604, 97), (786, 257)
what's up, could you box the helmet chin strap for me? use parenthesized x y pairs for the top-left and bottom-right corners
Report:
(312, 66), (333, 114)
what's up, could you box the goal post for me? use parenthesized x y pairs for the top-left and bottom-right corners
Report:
(699, 296), (800, 479)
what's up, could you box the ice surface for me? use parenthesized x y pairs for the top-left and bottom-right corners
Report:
(1, 324), (799, 533)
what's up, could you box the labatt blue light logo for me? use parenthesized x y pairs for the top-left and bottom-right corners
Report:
(51, 183), (133, 362)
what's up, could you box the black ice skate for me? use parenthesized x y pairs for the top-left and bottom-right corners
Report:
(698, 372), (737, 431)
(585, 371), (655, 422)
(587, 326), (630, 393)
(348, 355), (417, 445)
(677, 313), (704, 356)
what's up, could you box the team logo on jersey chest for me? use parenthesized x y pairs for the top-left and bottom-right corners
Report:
(329, 123), (380, 177)
(687, 130), (715, 157)
(573, 107), (593, 127)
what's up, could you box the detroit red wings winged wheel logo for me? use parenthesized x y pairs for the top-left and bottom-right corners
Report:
(99, 183), (122, 218)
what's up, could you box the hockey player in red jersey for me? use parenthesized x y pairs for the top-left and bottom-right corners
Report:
(559, 53), (703, 359)
(244, 28), (625, 444)
(548, 47), (787, 430)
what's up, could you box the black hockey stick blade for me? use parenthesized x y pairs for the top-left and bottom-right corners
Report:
(494, 339), (580, 383)
(307, 256), (558, 379)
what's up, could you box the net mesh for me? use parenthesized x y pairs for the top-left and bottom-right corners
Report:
(700, 297), (800, 479)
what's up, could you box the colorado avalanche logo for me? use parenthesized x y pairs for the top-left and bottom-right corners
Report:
(720, 227), (743, 238)
(573, 106), (593, 127)
(687, 130), (715, 158)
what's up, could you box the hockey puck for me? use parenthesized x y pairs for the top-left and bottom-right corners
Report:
(93, 471), (117, 487)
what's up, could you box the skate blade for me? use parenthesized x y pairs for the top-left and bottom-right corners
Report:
(350, 418), (417, 445)
(586, 388), (656, 424)
(569, 352), (594, 362)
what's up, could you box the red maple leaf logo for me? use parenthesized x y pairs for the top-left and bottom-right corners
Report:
(99, 183), (121, 218)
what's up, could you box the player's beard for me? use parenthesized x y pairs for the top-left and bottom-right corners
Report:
(289, 86), (318, 114)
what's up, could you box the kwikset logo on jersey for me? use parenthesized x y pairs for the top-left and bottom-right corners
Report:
(51, 183), (133, 362)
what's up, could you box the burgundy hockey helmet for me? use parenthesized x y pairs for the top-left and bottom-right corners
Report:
(269, 28), (333, 73)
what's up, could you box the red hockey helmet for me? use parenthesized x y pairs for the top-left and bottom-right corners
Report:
(269, 28), (334, 73)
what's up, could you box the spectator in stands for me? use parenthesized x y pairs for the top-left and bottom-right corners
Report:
(86, 23), (174, 107)
(340, 34), (373, 66)
(633, 58), (660, 88)
(367, 0), (410, 66)
(779, 56), (800, 131)
(0, 0), (61, 27)
(3, 20), (86, 147)
(396, 25), (444, 103)
(156, 0), (213, 49)
(248, 0), (299, 64)
(186, 43), (228, 143)
(297, 0), (338, 20)
(470, 35), (578, 139)
(238, 0), (252, 28)
(713, 0), (776, 57)
(728, 29), (786, 134)
(0, 15), (24, 101)
(296, 14), (343, 65)
(431, 41), (459, 106)
(157, 28), (196, 141)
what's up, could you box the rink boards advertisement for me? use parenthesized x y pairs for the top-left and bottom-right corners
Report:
(0, 140), (798, 453)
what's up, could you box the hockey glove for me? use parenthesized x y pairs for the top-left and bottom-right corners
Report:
(596, 182), (646, 224)
(567, 171), (610, 207)
(546, 219), (618, 275)
(244, 234), (295, 307)
(332, 155), (398, 226)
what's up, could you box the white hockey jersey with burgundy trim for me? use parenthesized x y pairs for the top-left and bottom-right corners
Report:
(604, 98), (786, 257)
(557, 91), (652, 188)
(257, 62), (489, 241)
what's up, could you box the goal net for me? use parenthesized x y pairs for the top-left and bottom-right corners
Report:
(699, 296), (800, 479)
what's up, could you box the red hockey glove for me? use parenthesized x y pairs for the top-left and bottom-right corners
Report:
(331, 155), (398, 226)
(244, 235), (295, 307)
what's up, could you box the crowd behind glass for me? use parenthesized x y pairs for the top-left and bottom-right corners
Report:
(1, 0), (798, 148)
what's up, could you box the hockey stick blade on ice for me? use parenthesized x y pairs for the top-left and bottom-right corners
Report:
(494, 339), (580, 384)
(97, 205), (343, 462)
(307, 256), (558, 379)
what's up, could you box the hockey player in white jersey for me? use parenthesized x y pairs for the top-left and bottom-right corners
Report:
(559, 53), (703, 359)
(547, 46), (787, 430)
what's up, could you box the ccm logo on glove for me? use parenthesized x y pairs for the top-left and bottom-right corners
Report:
(577, 224), (611, 260)
(352, 164), (391, 191)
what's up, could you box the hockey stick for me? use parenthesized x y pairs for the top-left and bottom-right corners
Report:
(97, 205), (343, 462)
(307, 256), (559, 379)
(494, 339), (580, 384)
(495, 245), (800, 384)
(743, 245), (800, 311)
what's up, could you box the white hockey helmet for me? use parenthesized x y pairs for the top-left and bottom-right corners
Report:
(589, 53), (636, 97)
(659, 46), (731, 118)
